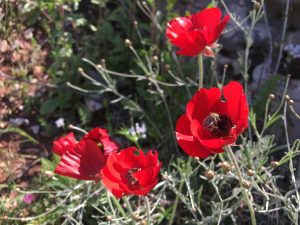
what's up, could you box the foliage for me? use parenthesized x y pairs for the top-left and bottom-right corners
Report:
(1, 0), (300, 225)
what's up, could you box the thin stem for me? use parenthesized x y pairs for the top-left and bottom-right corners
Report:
(111, 195), (128, 219)
(107, 191), (116, 217)
(283, 102), (300, 203)
(225, 145), (257, 225)
(145, 196), (151, 225)
(212, 182), (224, 225)
(68, 124), (88, 135)
(123, 197), (136, 225)
(134, 140), (142, 150)
(198, 54), (204, 90)
(169, 157), (197, 224)
(289, 105), (300, 120)
(274, 0), (291, 73)
(168, 176), (184, 225)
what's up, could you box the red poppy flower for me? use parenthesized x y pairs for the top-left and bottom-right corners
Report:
(166, 7), (229, 57)
(52, 132), (77, 156)
(101, 147), (161, 198)
(53, 128), (119, 180)
(176, 82), (248, 158)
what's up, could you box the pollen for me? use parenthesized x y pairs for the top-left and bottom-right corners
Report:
(125, 168), (141, 189)
(203, 113), (233, 137)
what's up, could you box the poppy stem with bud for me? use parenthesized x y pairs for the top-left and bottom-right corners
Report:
(198, 54), (204, 90)
(225, 145), (257, 225)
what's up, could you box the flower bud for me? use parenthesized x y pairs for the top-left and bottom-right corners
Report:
(152, 56), (159, 62)
(96, 64), (103, 70)
(44, 170), (54, 178)
(285, 95), (290, 101)
(247, 169), (255, 176)
(106, 215), (113, 221)
(253, 1), (261, 10)
(133, 21), (138, 27)
(140, 220), (147, 225)
(101, 59), (106, 64)
(288, 99), (294, 106)
(271, 161), (279, 169)
(204, 169), (215, 180)
(268, 94), (275, 100)
(78, 67), (84, 74)
(221, 162), (232, 173)
(164, 64), (171, 70)
(124, 39), (132, 47)
(242, 180), (251, 189)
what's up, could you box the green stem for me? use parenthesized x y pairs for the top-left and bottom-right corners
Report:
(134, 140), (142, 150)
(198, 54), (204, 90)
(106, 191), (116, 217)
(111, 195), (127, 219)
(123, 197), (136, 225)
(225, 146), (257, 225)
(168, 179), (184, 225)
(169, 157), (192, 225)
(145, 196), (151, 225)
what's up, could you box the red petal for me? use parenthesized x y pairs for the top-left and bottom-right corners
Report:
(101, 137), (119, 156)
(191, 8), (229, 45)
(118, 147), (147, 170)
(187, 87), (221, 123)
(207, 15), (230, 44)
(166, 17), (207, 56)
(176, 115), (212, 158)
(101, 166), (125, 198)
(52, 132), (77, 156)
(83, 127), (109, 141)
(134, 164), (161, 186)
(166, 17), (194, 40)
(133, 179), (158, 196)
(175, 31), (207, 56)
(191, 8), (222, 32)
(83, 127), (119, 156)
(203, 46), (215, 57)
(54, 139), (105, 180)
(145, 150), (159, 168)
(222, 81), (248, 134)
(199, 136), (236, 152)
(104, 152), (126, 180)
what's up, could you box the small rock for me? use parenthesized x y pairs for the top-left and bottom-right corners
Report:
(0, 40), (10, 53)
(9, 117), (29, 126)
(55, 118), (65, 128)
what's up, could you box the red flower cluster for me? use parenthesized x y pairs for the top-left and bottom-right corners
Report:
(166, 7), (229, 57)
(176, 82), (248, 158)
(53, 128), (161, 198)
(53, 128), (118, 180)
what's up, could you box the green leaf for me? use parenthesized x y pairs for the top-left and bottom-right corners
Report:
(254, 75), (280, 116)
(0, 127), (39, 144)
(40, 98), (60, 115)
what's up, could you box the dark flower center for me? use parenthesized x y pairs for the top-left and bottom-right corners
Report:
(203, 113), (233, 137)
(125, 168), (141, 189)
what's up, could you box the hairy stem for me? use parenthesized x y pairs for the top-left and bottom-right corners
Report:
(145, 196), (151, 225)
(123, 197), (136, 225)
(225, 146), (257, 225)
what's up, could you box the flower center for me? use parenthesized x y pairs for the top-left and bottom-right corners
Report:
(203, 113), (233, 137)
(125, 168), (141, 189)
